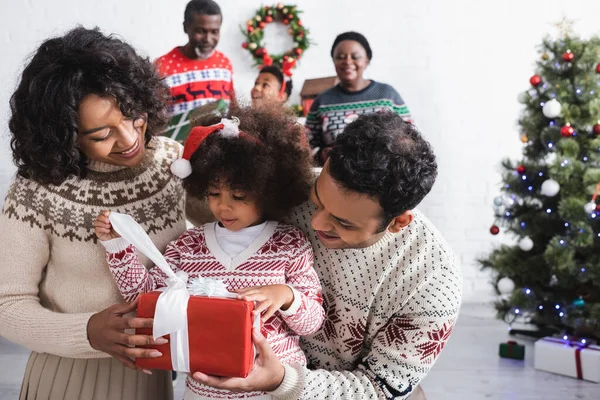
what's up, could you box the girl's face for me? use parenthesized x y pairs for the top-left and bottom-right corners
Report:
(251, 72), (286, 107)
(207, 182), (263, 231)
(332, 40), (370, 85)
(77, 94), (147, 167)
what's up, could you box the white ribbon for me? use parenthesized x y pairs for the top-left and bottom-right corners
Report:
(109, 212), (191, 372)
(187, 276), (236, 298)
(108, 212), (259, 372)
(219, 117), (240, 138)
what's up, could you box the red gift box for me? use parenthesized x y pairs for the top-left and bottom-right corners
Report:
(135, 291), (256, 377)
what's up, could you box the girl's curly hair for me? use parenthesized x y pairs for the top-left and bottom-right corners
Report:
(184, 103), (313, 221)
(9, 26), (170, 185)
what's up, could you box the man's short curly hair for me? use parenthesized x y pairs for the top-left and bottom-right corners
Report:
(9, 26), (170, 185)
(184, 104), (313, 221)
(328, 112), (437, 229)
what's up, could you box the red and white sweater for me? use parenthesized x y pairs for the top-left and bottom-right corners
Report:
(103, 221), (324, 399)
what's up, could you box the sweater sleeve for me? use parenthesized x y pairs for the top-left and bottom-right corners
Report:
(0, 204), (103, 359)
(305, 97), (324, 153)
(389, 86), (412, 122)
(278, 234), (324, 336)
(271, 264), (462, 400)
(103, 235), (183, 302)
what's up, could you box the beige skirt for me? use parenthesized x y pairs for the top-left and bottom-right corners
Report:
(19, 352), (173, 400)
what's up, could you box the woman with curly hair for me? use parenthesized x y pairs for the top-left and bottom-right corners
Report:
(0, 27), (190, 399)
(93, 104), (325, 400)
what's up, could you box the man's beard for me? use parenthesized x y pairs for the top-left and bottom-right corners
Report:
(194, 45), (215, 59)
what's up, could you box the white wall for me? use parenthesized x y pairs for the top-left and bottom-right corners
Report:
(2, 0), (600, 302)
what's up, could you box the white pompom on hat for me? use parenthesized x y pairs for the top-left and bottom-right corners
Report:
(170, 118), (240, 179)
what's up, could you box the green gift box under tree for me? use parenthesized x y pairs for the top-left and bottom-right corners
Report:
(499, 340), (525, 360)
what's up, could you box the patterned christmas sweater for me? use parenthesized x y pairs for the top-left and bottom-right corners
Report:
(0, 136), (186, 359)
(305, 81), (411, 161)
(155, 47), (234, 142)
(271, 202), (462, 399)
(102, 221), (325, 399)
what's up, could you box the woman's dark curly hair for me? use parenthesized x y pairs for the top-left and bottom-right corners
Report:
(184, 103), (313, 221)
(328, 112), (438, 230)
(9, 26), (170, 185)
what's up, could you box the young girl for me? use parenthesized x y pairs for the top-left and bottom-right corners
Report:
(94, 104), (324, 400)
(251, 66), (293, 108)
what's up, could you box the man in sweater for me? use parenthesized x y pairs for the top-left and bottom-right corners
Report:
(191, 112), (462, 399)
(156, 0), (234, 142)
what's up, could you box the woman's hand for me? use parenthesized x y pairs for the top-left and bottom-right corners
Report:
(93, 210), (121, 241)
(235, 284), (295, 322)
(87, 298), (166, 372)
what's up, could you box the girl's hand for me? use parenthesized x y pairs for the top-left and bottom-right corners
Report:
(235, 284), (294, 322)
(93, 210), (121, 241)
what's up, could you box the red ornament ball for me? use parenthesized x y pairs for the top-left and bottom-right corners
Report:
(562, 51), (575, 62)
(294, 48), (303, 55)
(560, 125), (575, 137)
(283, 19), (290, 24)
(247, 26), (254, 33)
(593, 124), (600, 135)
(287, 14), (294, 19)
(298, 20), (303, 26)
(265, 16), (273, 22)
(596, 63), (600, 73)
(595, 204), (600, 212)
(241, 42), (248, 49)
(530, 75), (542, 86)
(282, 55), (289, 61)
(259, 22), (266, 29)
(255, 48), (266, 56)
(490, 225), (500, 235)
(516, 165), (526, 174)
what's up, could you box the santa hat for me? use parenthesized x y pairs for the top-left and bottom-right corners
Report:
(170, 118), (241, 179)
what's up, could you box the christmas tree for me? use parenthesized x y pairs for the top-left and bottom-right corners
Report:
(480, 20), (600, 339)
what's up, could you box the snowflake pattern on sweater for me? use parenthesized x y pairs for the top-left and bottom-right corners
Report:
(270, 202), (462, 400)
(104, 222), (325, 399)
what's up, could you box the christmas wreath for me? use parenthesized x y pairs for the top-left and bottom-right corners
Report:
(240, 3), (310, 72)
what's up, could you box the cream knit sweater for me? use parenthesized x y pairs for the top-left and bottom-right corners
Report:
(0, 136), (187, 358)
(271, 202), (463, 399)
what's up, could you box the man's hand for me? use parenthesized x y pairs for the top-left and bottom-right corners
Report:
(87, 298), (167, 373)
(235, 284), (294, 322)
(191, 328), (285, 392)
